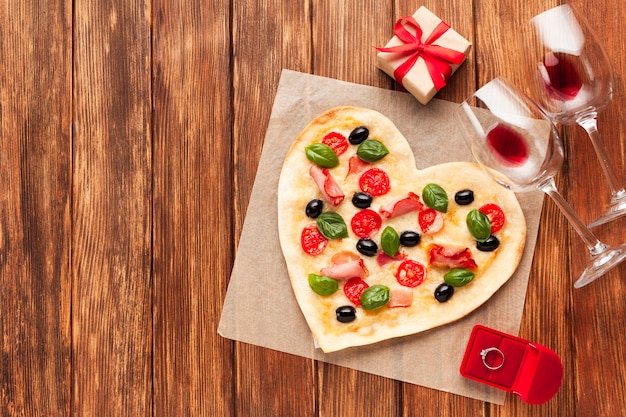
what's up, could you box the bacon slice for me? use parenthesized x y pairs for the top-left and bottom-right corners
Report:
(310, 165), (345, 206)
(330, 251), (360, 264)
(428, 244), (478, 269)
(379, 192), (424, 219)
(388, 287), (413, 308)
(320, 258), (368, 280)
(346, 155), (370, 177)
(376, 250), (407, 267)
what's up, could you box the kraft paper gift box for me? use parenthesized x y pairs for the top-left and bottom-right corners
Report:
(377, 6), (472, 105)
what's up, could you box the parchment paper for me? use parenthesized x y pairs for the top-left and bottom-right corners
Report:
(218, 69), (545, 404)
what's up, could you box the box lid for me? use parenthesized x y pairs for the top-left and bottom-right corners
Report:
(460, 325), (563, 404)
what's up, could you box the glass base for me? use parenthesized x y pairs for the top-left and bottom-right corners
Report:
(588, 193), (626, 228)
(574, 243), (626, 288)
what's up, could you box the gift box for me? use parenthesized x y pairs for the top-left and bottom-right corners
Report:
(460, 325), (564, 404)
(376, 6), (472, 105)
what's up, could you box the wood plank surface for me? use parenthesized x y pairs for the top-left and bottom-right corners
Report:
(2, 0), (626, 415)
(0, 1), (72, 415)
(152, 0), (234, 416)
(73, 0), (153, 414)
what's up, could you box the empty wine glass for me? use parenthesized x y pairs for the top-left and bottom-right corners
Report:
(521, 4), (626, 227)
(455, 77), (626, 288)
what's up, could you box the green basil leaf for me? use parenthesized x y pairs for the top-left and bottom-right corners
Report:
(356, 139), (389, 162)
(305, 143), (339, 168)
(422, 183), (449, 213)
(466, 209), (491, 242)
(316, 212), (348, 239)
(444, 268), (476, 287)
(308, 274), (339, 295)
(381, 226), (400, 257)
(360, 284), (390, 310)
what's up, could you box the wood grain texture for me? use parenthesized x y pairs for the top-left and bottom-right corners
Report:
(312, 0), (393, 88)
(0, 1), (72, 415)
(232, 0), (312, 228)
(152, 0), (234, 416)
(73, 0), (152, 415)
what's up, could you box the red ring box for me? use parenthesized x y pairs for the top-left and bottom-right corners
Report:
(460, 325), (563, 404)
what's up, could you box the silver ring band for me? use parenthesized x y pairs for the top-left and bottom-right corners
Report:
(480, 347), (505, 370)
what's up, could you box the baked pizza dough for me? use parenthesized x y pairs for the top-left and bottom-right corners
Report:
(278, 106), (526, 352)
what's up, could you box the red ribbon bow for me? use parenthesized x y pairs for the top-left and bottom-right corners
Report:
(377, 16), (466, 91)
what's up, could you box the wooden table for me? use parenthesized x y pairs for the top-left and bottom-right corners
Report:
(2, 0), (625, 415)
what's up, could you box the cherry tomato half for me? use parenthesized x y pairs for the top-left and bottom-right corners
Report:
(359, 168), (390, 196)
(300, 223), (328, 255)
(350, 209), (382, 238)
(322, 132), (349, 156)
(479, 203), (505, 233)
(395, 259), (426, 287)
(418, 208), (443, 235)
(344, 277), (369, 306)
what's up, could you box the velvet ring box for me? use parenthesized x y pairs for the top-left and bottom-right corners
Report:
(460, 325), (564, 404)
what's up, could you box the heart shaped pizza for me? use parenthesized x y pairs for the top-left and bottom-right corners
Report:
(278, 106), (526, 353)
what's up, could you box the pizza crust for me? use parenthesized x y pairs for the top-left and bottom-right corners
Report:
(278, 106), (526, 353)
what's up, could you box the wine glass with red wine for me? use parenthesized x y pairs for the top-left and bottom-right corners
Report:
(522, 4), (626, 227)
(456, 77), (626, 288)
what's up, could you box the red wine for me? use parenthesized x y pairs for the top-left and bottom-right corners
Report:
(542, 52), (583, 100)
(486, 124), (529, 166)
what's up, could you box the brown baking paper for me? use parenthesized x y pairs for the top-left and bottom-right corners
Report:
(218, 69), (545, 404)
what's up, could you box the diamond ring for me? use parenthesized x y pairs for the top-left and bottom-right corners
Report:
(480, 347), (505, 370)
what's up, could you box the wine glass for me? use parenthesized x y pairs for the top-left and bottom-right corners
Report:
(521, 4), (626, 227)
(455, 77), (626, 288)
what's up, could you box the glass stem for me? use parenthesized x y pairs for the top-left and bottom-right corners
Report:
(540, 179), (607, 256)
(578, 117), (626, 201)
